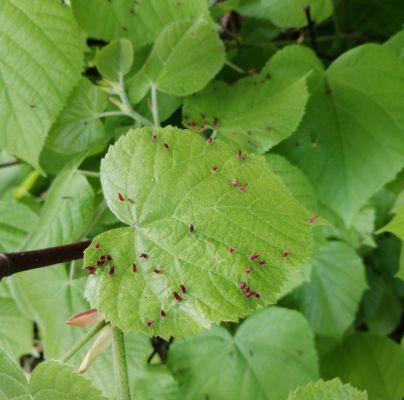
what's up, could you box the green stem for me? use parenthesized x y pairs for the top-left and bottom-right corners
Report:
(85, 111), (127, 122)
(78, 169), (101, 178)
(118, 73), (152, 127)
(14, 170), (41, 199)
(225, 59), (246, 74)
(61, 321), (107, 363)
(150, 83), (160, 127)
(112, 327), (131, 400)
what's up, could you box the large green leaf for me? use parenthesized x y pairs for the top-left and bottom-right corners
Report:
(260, 0), (333, 28)
(0, 0), (83, 168)
(183, 46), (309, 154)
(8, 168), (96, 354)
(0, 349), (106, 400)
(0, 200), (38, 251)
(276, 44), (404, 224)
(283, 241), (367, 339)
(288, 378), (368, 400)
(127, 18), (225, 102)
(168, 307), (319, 400)
(46, 78), (107, 155)
(84, 126), (314, 338)
(321, 333), (404, 400)
(0, 297), (32, 360)
(71, 0), (209, 49)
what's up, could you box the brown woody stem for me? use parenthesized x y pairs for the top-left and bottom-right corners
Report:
(0, 240), (91, 280)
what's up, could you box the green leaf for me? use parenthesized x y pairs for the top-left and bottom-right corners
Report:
(0, 350), (106, 400)
(260, 0), (333, 28)
(9, 169), (96, 355)
(183, 47), (309, 154)
(288, 378), (368, 400)
(0, 349), (30, 399)
(377, 206), (404, 240)
(385, 30), (404, 61)
(0, 0), (83, 168)
(321, 333), (404, 400)
(266, 154), (317, 212)
(277, 44), (404, 224)
(71, 0), (209, 49)
(46, 78), (108, 155)
(0, 200), (38, 251)
(284, 241), (367, 339)
(127, 19), (225, 102)
(0, 297), (32, 360)
(84, 126), (314, 338)
(168, 307), (319, 400)
(96, 39), (134, 81)
(362, 270), (402, 335)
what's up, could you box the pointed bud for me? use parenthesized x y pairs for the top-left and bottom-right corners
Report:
(79, 325), (112, 374)
(66, 309), (103, 328)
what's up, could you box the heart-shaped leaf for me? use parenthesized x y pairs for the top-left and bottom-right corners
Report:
(84, 126), (314, 338)
(276, 44), (404, 224)
(168, 307), (319, 400)
(183, 46), (309, 154)
(127, 18), (225, 102)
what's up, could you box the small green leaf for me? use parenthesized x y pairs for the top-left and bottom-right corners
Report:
(46, 78), (108, 155)
(385, 30), (404, 61)
(277, 44), (404, 224)
(128, 19), (225, 102)
(260, 0), (333, 28)
(321, 333), (404, 400)
(283, 241), (367, 339)
(183, 46), (309, 154)
(377, 206), (404, 240)
(0, 0), (83, 168)
(288, 378), (368, 400)
(168, 307), (319, 400)
(84, 126), (313, 337)
(96, 39), (134, 81)
(0, 350), (107, 400)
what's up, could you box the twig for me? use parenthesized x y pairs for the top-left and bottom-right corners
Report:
(304, 5), (320, 56)
(0, 240), (91, 280)
(150, 83), (160, 127)
(0, 160), (20, 169)
(61, 321), (107, 363)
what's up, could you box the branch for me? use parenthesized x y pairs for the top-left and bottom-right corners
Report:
(0, 160), (20, 169)
(0, 240), (91, 280)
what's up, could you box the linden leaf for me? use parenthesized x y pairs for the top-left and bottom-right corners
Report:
(168, 307), (319, 400)
(84, 126), (314, 338)
(0, 349), (107, 400)
(0, 0), (83, 168)
(276, 44), (404, 224)
(288, 378), (368, 400)
(127, 18), (225, 102)
(183, 46), (309, 154)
